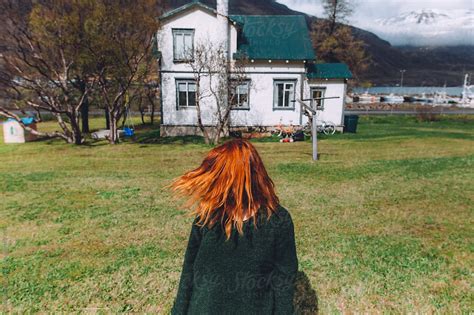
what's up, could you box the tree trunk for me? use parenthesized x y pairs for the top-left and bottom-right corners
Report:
(139, 106), (146, 124)
(150, 87), (157, 125)
(213, 130), (221, 145)
(68, 112), (84, 145)
(105, 108), (110, 129)
(196, 109), (210, 145)
(81, 99), (89, 133)
(194, 81), (211, 144)
(150, 100), (155, 125)
(72, 126), (83, 145)
(108, 111), (119, 144)
(79, 81), (90, 133)
(54, 113), (75, 143)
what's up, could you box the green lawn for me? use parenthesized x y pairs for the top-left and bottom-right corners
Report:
(1, 115), (473, 313)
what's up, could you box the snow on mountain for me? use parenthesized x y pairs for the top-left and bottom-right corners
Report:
(376, 10), (450, 25)
(360, 9), (474, 46)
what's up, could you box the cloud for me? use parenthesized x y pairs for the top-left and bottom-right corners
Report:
(277, 0), (474, 46)
(277, 0), (322, 17)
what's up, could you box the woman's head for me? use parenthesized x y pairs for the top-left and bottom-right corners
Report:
(171, 139), (279, 239)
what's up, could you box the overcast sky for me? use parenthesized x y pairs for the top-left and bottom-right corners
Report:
(277, 0), (473, 23)
(277, 0), (474, 45)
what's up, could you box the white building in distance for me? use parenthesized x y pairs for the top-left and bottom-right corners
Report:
(156, 1), (352, 136)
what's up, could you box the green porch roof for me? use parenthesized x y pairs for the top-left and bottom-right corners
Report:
(230, 15), (316, 61)
(307, 63), (353, 79)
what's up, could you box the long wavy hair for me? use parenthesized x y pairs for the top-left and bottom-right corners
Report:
(171, 139), (279, 239)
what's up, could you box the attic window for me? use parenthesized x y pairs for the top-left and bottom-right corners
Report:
(173, 29), (194, 62)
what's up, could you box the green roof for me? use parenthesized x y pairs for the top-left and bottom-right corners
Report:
(307, 63), (353, 79)
(159, 3), (315, 61)
(230, 15), (316, 61)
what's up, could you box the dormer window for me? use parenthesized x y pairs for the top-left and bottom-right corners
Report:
(173, 29), (194, 62)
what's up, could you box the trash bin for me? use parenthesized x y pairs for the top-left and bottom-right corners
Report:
(293, 130), (305, 141)
(344, 115), (359, 133)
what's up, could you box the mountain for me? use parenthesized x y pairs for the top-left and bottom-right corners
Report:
(162, 0), (474, 86)
(164, 0), (300, 15)
(366, 9), (474, 46)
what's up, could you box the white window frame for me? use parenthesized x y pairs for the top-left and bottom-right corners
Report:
(310, 87), (326, 110)
(172, 29), (194, 62)
(176, 79), (197, 108)
(231, 81), (250, 110)
(273, 80), (296, 110)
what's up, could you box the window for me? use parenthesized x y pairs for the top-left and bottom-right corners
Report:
(173, 29), (194, 61)
(176, 80), (196, 108)
(310, 87), (326, 109)
(231, 81), (250, 109)
(274, 80), (296, 109)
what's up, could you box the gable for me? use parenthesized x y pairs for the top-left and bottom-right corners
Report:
(159, 4), (316, 62)
(160, 2), (217, 22)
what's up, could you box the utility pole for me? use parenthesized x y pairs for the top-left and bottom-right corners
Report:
(400, 69), (406, 88)
(310, 99), (318, 161)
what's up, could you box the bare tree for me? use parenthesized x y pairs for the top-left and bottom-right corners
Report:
(185, 41), (249, 145)
(137, 82), (159, 125)
(0, 0), (95, 144)
(0, 0), (161, 145)
(312, 0), (370, 80)
(85, 0), (160, 144)
(322, 0), (353, 35)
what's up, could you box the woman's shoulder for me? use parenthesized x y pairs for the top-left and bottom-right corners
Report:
(267, 205), (294, 229)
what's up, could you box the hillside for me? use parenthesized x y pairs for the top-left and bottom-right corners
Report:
(165, 0), (300, 15)
(163, 0), (474, 86)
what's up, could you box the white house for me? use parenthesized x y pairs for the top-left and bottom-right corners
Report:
(156, 0), (352, 136)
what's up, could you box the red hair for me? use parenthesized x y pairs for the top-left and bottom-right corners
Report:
(171, 139), (279, 239)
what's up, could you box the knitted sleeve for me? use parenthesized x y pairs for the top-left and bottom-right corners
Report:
(171, 217), (202, 315)
(271, 208), (298, 314)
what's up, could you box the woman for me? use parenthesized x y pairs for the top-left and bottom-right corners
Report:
(171, 139), (298, 314)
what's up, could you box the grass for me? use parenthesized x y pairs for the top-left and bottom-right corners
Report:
(0, 115), (473, 312)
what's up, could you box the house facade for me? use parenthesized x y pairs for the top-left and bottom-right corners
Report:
(156, 0), (352, 136)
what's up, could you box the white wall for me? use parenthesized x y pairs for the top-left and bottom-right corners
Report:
(161, 61), (308, 127)
(157, 8), (239, 72)
(306, 79), (346, 127)
(230, 62), (306, 127)
(158, 7), (347, 129)
(161, 65), (347, 128)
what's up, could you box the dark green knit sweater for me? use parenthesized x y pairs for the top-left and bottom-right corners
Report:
(171, 206), (298, 315)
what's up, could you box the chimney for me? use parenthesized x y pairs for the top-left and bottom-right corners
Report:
(217, 0), (229, 17)
(216, 0), (230, 57)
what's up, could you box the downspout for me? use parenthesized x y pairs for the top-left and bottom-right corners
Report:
(341, 78), (347, 130)
(158, 55), (164, 129)
(300, 63), (306, 126)
(217, 0), (230, 135)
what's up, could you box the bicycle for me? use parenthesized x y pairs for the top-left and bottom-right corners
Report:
(271, 118), (297, 140)
(318, 120), (336, 135)
(301, 105), (336, 136)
